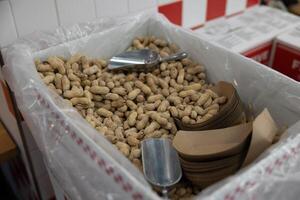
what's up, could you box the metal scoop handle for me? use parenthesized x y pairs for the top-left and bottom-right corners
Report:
(162, 188), (168, 199)
(160, 52), (188, 62)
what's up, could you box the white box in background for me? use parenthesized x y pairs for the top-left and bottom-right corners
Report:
(195, 6), (300, 66)
(270, 26), (300, 81)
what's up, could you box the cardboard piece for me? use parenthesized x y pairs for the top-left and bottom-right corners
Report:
(184, 162), (241, 188)
(179, 153), (243, 173)
(243, 109), (278, 166)
(173, 108), (279, 188)
(184, 162), (240, 181)
(173, 122), (252, 161)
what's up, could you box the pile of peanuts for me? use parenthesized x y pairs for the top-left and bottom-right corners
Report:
(35, 36), (226, 199)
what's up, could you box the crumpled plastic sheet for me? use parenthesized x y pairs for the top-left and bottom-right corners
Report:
(2, 12), (300, 200)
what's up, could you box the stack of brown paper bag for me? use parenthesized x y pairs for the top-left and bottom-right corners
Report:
(173, 81), (279, 188)
(175, 82), (246, 131)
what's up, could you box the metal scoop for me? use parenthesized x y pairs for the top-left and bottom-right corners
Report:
(108, 49), (188, 72)
(141, 138), (182, 199)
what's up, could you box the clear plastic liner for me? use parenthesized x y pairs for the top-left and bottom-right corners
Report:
(2, 12), (300, 200)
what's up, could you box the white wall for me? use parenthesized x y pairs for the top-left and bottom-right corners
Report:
(0, 0), (157, 48)
(0, 0), (258, 48)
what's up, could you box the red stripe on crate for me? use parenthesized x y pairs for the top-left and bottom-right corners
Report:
(224, 194), (234, 200)
(123, 182), (133, 192)
(158, 0), (182, 26)
(132, 192), (143, 200)
(114, 174), (123, 183)
(97, 159), (107, 168)
(222, 141), (300, 200)
(76, 138), (83, 146)
(235, 186), (242, 194)
(274, 158), (282, 166)
(83, 144), (90, 153)
(90, 150), (96, 160)
(70, 132), (77, 140)
(291, 147), (298, 155)
(283, 153), (290, 160)
(206, 0), (227, 21)
(105, 166), (114, 175)
(265, 166), (273, 174)
(247, 0), (260, 7)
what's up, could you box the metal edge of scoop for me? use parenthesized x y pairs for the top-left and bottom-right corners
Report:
(108, 49), (188, 72)
(141, 138), (182, 199)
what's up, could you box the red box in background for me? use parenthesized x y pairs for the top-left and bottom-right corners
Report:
(272, 44), (300, 81)
(243, 42), (273, 66)
(271, 26), (300, 81)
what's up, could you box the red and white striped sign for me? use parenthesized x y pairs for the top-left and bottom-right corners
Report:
(158, 0), (260, 28)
